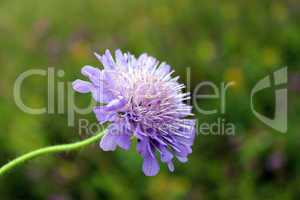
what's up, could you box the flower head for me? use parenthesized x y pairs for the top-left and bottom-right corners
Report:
(73, 49), (195, 176)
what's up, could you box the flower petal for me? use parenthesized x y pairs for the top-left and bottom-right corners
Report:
(173, 142), (192, 157)
(137, 139), (160, 176)
(115, 133), (131, 150)
(115, 49), (127, 68)
(93, 106), (115, 124)
(72, 80), (91, 93)
(104, 96), (127, 112)
(136, 138), (149, 156)
(159, 146), (173, 163)
(89, 84), (115, 103)
(95, 50), (115, 70)
(100, 122), (132, 151)
(99, 132), (118, 151)
(142, 155), (160, 176)
(176, 156), (188, 163)
(104, 50), (115, 68)
(167, 161), (175, 172)
(81, 65), (101, 86)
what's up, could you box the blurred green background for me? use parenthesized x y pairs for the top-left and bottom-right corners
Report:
(0, 0), (299, 199)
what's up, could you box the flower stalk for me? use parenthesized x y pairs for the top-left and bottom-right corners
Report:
(0, 129), (106, 176)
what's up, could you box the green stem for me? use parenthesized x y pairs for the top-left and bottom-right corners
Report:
(0, 129), (106, 176)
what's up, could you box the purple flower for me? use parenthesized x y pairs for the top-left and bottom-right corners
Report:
(73, 49), (196, 176)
